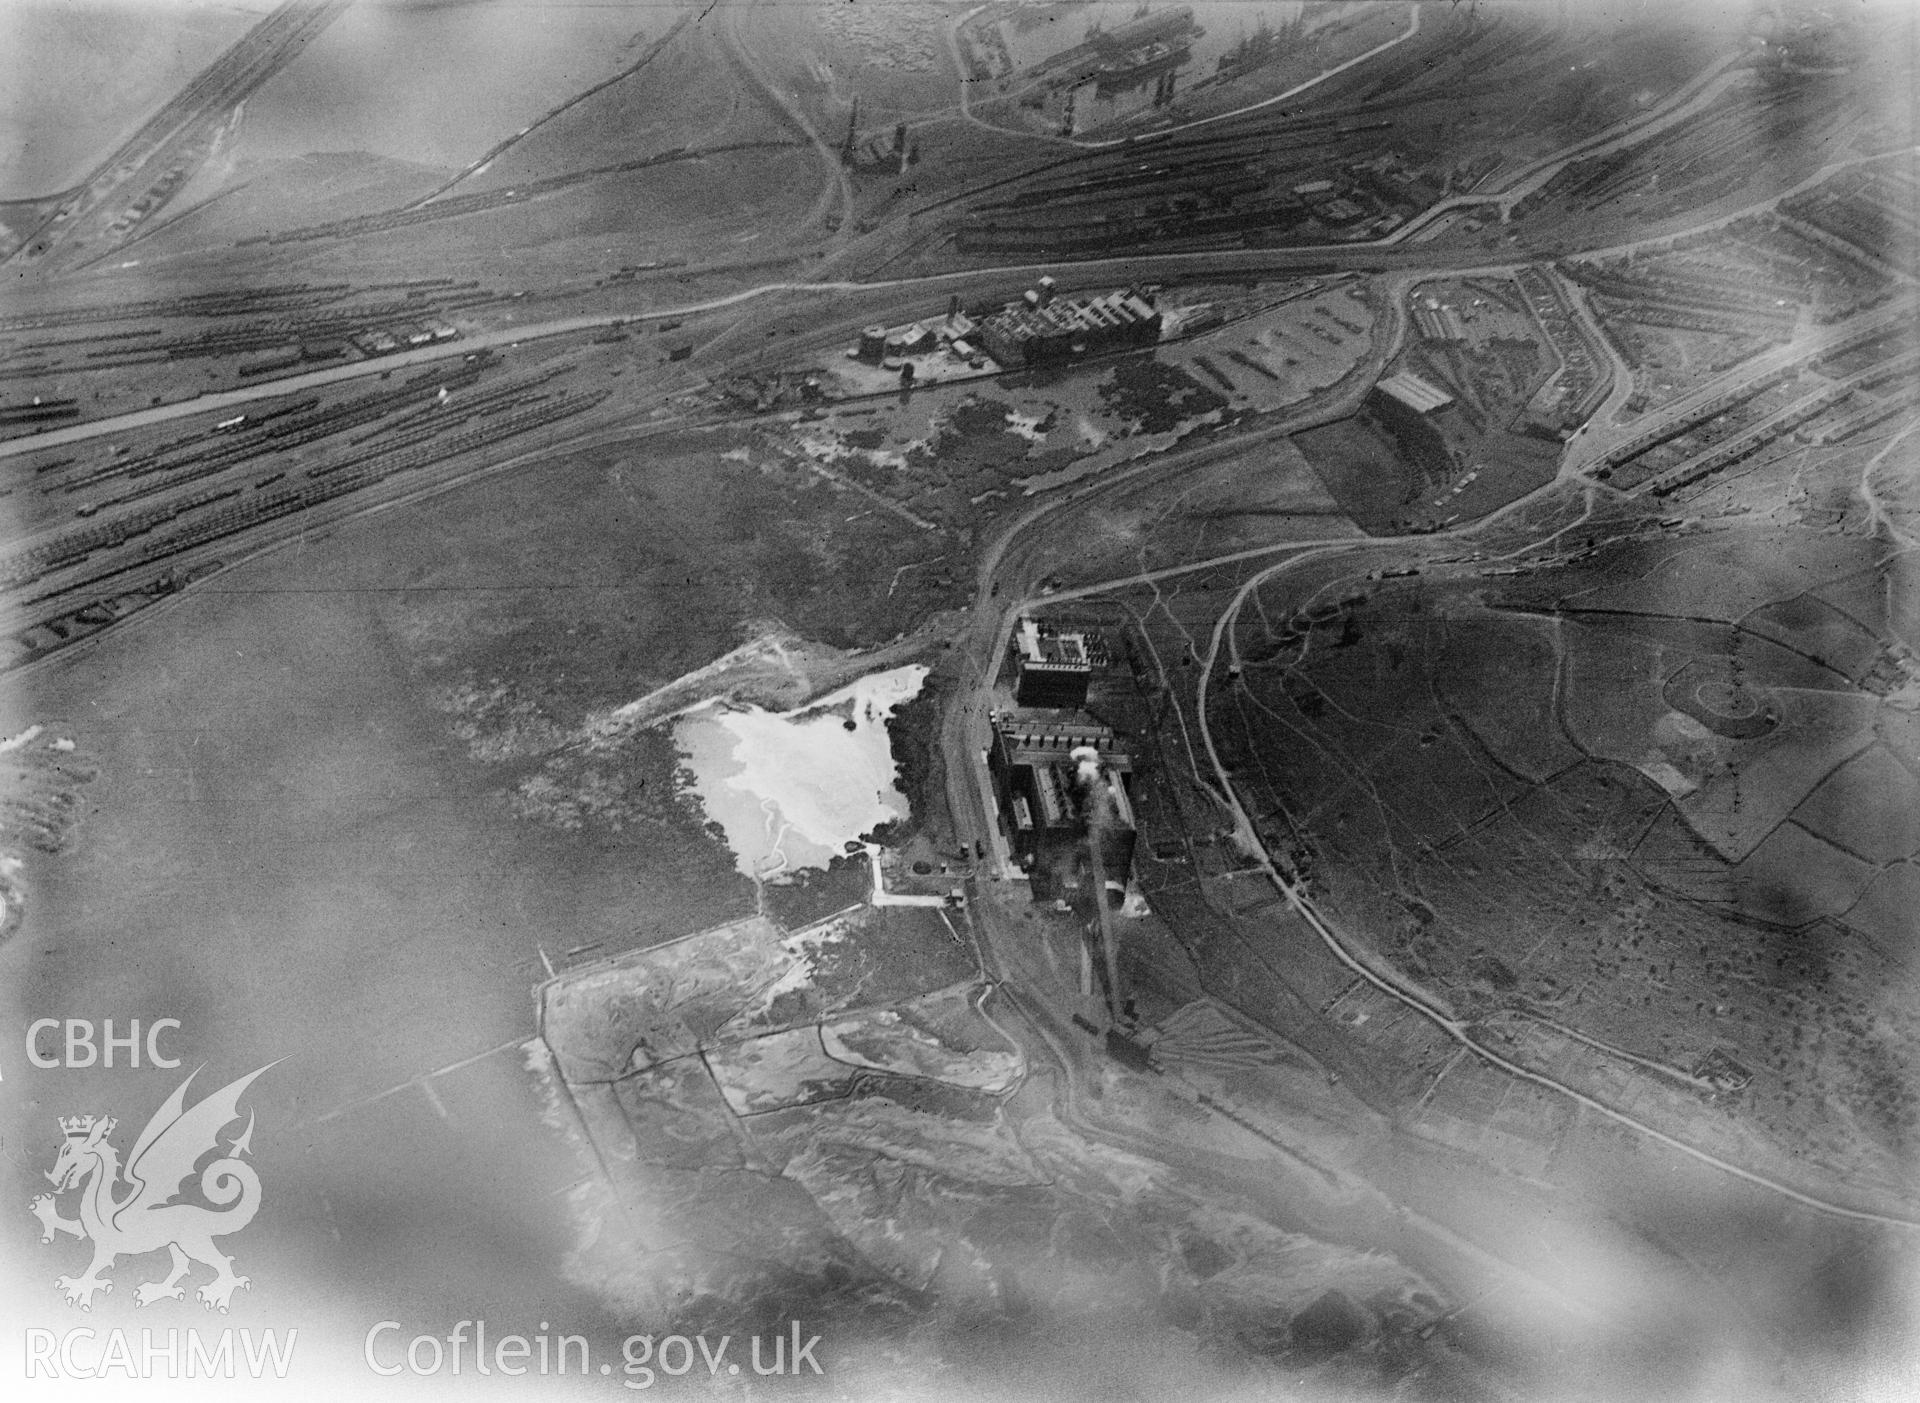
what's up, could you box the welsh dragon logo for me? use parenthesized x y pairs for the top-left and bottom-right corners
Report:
(29, 1064), (274, 1313)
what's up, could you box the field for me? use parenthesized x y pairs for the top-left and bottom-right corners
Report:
(1025, 432), (1363, 587)
(375, 423), (964, 725)
(220, 0), (667, 175)
(1159, 279), (1375, 412)
(146, 144), (819, 288)
(1289, 399), (1558, 537)
(0, 500), (719, 1350)
(0, 2), (261, 199)
(1190, 516), (1920, 1204)
(1290, 414), (1427, 533)
(452, 24), (742, 195)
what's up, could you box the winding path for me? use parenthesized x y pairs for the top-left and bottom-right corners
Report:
(716, 0), (854, 244)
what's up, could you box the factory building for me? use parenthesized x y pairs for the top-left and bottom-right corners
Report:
(973, 282), (1162, 368)
(1368, 371), (1454, 481)
(1011, 616), (1096, 708)
(1373, 371), (1454, 415)
(988, 711), (1137, 903)
(1413, 302), (1466, 342)
(854, 311), (979, 367)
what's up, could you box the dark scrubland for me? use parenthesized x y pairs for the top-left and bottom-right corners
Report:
(1293, 411), (1434, 532)
(381, 423), (963, 731)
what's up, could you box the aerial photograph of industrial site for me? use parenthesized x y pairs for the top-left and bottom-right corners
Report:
(0, 0), (1916, 1398)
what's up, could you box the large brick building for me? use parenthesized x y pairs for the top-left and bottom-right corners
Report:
(988, 710), (1137, 903)
(1011, 617), (1095, 708)
(973, 285), (1162, 368)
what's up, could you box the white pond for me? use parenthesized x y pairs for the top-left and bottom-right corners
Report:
(675, 665), (927, 881)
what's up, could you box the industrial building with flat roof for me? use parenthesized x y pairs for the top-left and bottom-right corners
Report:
(856, 311), (978, 366)
(1011, 617), (1097, 708)
(1413, 302), (1466, 342)
(1373, 371), (1455, 415)
(974, 281), (1162, 368)
(1363, 369), (1455, 490)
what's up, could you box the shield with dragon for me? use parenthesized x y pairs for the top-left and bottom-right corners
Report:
(30, 1063), (275, 1312)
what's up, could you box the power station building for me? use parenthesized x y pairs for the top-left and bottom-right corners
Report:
(1010, 616), (1097, 708)
(973, 282), (1162, 368)
(988, 711), (1137, 903)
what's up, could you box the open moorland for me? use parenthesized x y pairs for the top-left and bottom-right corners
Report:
(1199, 520), (1920, 1201)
